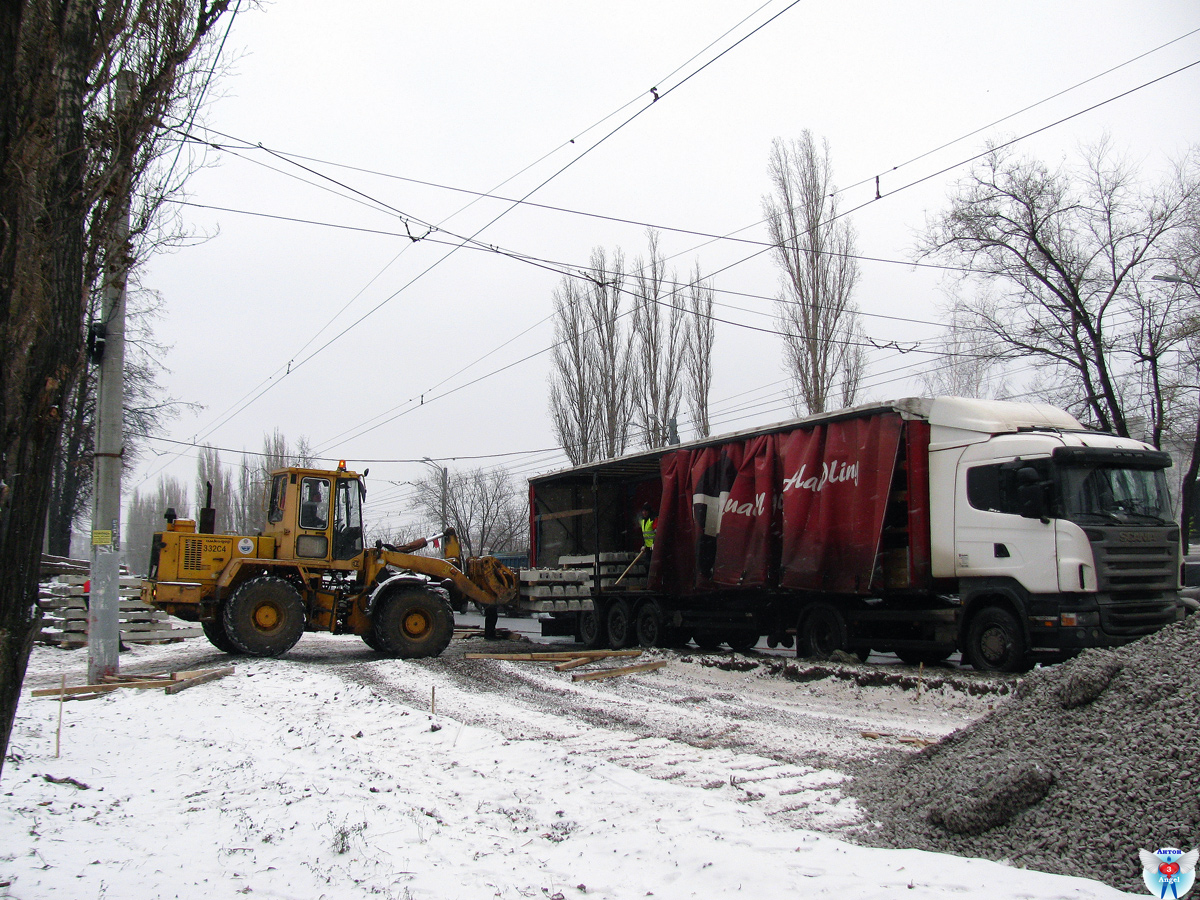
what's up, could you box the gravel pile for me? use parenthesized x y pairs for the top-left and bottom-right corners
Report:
(849, 614), (1200, 892)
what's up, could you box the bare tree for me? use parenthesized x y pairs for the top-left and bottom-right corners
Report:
(409, 466), (525, 557)
(917, 291), (1009, 399)
(763, 133), (865, 415)
(123, 474), (188, 574)
(918, 139), (1200, 440)
(0, 0), (237, 776)
(630, 231), (685, 447)
(549, 248), (632, 465)
(683, 263), (715, 438)
(195, 444), (235, 531)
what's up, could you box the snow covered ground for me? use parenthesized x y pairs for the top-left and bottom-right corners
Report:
(1, 634), (1138, 899)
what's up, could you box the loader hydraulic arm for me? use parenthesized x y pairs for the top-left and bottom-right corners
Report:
(374, 550), (518, 607)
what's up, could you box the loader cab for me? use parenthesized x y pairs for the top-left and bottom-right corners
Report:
(263, 465), (365, 568)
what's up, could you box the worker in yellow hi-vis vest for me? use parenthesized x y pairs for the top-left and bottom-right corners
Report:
(639, 503), (657, 563)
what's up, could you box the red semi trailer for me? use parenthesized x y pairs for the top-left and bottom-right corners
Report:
(519, 398), (1183, 672)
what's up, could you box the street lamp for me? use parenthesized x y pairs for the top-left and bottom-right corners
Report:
(1153, 274), (1194, 285)
(422, 457), (448, 534)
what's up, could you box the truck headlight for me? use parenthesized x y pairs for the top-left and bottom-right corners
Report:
(1061, 611), (1099, 627)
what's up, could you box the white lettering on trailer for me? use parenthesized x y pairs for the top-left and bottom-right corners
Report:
(782, 459), (860, 493)
(722, 492), (766, 518)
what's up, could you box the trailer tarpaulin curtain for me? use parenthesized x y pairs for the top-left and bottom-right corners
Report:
(651, 412), (903, 595)
(711, 434), (777, 587)
(778, 413), (903, 592)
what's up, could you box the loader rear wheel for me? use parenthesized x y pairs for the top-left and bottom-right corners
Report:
(223, 576), (306, 658)
(606, 599), (633, 649)
(202, 617), (242, 655)
(798, 603), (848, 660)
(372, 589), (454, 659)
(361, 631), (382, 651)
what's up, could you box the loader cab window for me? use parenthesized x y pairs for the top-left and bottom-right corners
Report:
(299, 477), (330, 530)
(267, 474), (288, 524)
(332, 478), (364, 560)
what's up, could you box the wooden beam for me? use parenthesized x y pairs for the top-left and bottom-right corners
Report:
(571, 660), (666, 682)
(465, 649), (642, 661)
(553, 657), (594, 672)
(32, 680), (169, 697)
(164, 666), (235, 695)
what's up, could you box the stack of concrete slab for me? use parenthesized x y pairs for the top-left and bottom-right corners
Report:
(558, 552), (649, 590)
(38, 575), (203, 648)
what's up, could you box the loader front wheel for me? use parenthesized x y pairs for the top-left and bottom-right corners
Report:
(223, 576), (306, 657)
(372, 589), (454, 659)
(202, 617), (242, 655)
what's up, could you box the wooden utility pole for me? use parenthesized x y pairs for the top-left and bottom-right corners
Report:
(88, 72), (134, 683)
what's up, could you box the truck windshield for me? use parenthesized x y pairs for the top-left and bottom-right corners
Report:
(1058, 465), (1173, 525)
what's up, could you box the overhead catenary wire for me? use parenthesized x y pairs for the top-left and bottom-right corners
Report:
(136, 4), (808, 488)
(139, 32), (1198, 486)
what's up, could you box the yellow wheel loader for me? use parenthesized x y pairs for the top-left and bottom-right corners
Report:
(140, 462), (517, 658)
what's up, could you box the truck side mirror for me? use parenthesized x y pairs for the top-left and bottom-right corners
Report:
(1016, 466), (1048, 519)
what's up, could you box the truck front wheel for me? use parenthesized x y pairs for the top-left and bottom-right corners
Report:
(798, 603), (848, 660)
(965, 606), (1027, 673)
(372, 589), (454, 659)
(223, 576), (306, 657)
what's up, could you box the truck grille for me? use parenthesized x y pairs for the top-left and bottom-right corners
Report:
(1087, 528), (1179, 592)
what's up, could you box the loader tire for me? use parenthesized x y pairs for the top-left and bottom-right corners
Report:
(202, 617), (242, 655)
(371, 588), (454, 659)
(361, 630), (382, 651)
(223, 576), (306, 658)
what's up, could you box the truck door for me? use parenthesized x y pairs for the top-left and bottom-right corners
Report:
(954, 454), (1058, 594)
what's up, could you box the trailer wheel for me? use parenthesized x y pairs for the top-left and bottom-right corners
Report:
(579, 606), (607, 649)
(202, 617), (242, 655)
(606, 599), (634, 649)
(223, 576), (306, 657)
(965, 605), (1027, 672)
(634, 601), (662, 647)
(798, 603), (848, 660)
(725, 631), (759, 653)
(372, 588), (454, 658)
(693, 632), (723, 651)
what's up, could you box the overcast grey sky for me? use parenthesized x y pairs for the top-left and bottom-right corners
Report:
(131, 0), (1200, 537)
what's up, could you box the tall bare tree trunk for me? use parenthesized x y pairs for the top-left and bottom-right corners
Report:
(0, 0), (94, 780)
(763, 133), (864, 415)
